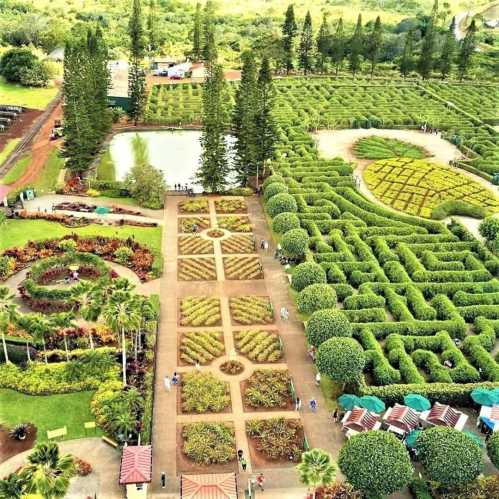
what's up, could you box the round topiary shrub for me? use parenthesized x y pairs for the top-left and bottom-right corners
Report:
(316, 337), (365, 384)
(272, 212), (300, 234)
(305, 309), (351, 347)
(338, 431), (413, 498)
(416, 426), (483, 487)
(281, 228), (309, 258)
(266, 193), (297, 218)
(297, 283), (337, 315)
(487, 432), (499, 469)
(263, 182), (288, 201)
(291, 262), (327, 292)
(262, 174), (285, 190)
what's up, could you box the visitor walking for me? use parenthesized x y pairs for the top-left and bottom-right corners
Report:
(160, 471), (166, 488)
(256, 473), (265, 491)
(172, 372), (180, 386)
(240, 457), (247, 472)
(309, 398), (317, 412)
(295, 397), (302, 411)
(332, 408), (339, 422)
(164, 375), (171, 392)
(195, 361), (201, 372)
(260, 239), (265, 250)
(315, 372), (321, 386)
(237, 449), (244, 461)
(263, 240), (269, 251)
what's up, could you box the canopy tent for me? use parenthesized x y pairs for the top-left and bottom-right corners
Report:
(481, 416), (499, 432)
(359, 395), (385, 414)
(420, 402), (468, 431)
(471, 388), (498, 407)
(338, 394), (361, 411)
(342, 407), (380, 433)
(119, 445), (152, 485)
(405, 429), (422, 449)
(383, 404), (419, 433)
(404, 394), (431, 412)
(479, 404), (499, 423)
(181, 473), (237, 499)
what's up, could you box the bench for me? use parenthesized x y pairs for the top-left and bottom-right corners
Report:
(47, 426), (67, 440)
(102, 436), (119, 448)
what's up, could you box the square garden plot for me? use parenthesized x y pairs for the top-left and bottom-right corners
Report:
(234, 329), (283, 363)
(179, 371), (231, 415)
(217, 215), (252, 233)
(241, 369), (294, 412)
(178, 235), (214, 255)
(221, 234), (256, 254)
(179, 296), (222, 327)
(229, 296), (275, 325)
(214, 197), (247, 214)
(179, 330), (225, 366)
(178, 198), (209, 214)
(178, 216), (211, 233)
(223, 256), (263, 280)
(178, 257), (217, 281)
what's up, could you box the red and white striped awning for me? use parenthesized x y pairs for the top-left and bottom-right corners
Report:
(181, 473), (237, 499)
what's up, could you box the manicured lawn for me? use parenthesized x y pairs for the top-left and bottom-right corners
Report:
(0, 138), (21, 167)
(0, 77), (58, 110)
(95, 196), (138, 206)
(0, 154), (30, 185)
(0, 389), (101, 442)
(319, 375), (342, 412)
(32, 150), (64, 194)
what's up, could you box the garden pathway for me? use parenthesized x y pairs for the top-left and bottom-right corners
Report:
(151, 195), (345, 498)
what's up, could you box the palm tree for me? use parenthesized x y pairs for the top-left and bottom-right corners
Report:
(20, 442), (75, 499)
(74, 280), (106, 349)
(22, 314), (55, 364)
(102, 290), (141, 386)
(49, 312), (76, 361)
(0, 286), (17, 363)
(112, 411), (136, 444)
(296, 448), (336, 499)
(0, 472), (25, 499)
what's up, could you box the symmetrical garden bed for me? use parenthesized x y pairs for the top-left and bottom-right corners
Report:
(178, 257), (217, 281)
(178, 216), (211, 233)
(179, 331), (224, 365)
(223, 256), (263, 280)
(178, 198), (209, 214)
(217, 215), (252, 233)
(353, 136), (427, 160)
(242, 370), (293, 411)
(221, 234), (255, 254)
(180, 372), (231, 414)
(214, 198), (247, 214)
(229, 296), (274, 325)
(179, 296), (221, 327)
(178, 235), (214, 255)
(234, 329), (282, 362)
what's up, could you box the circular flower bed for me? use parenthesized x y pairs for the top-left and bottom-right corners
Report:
(220, 360), (244, 375)
(206, 229), (225, 239)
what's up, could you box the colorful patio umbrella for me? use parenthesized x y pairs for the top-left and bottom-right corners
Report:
(95, 206), (110, 215)
(492, 388), (499, 402)
(463, 431), (484, 448)
(338, 394), (361, 411)
(471, 388), (497, 406)
(405, 429), (421, 449)
(359, 395), (385, 414)
(481, 417), (498, 431)
(404, 394), (431, 412)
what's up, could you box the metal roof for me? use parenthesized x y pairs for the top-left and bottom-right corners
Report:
(119, 445), (152, 485)
(181, 473), (237, 499)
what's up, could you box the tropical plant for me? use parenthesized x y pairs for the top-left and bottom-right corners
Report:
(182, 422), (235, 464)
(0, 286), (17, 364)
(297, 449), (337, 499)
(487, 432), (499, 469)
(0, 472), (26, 499)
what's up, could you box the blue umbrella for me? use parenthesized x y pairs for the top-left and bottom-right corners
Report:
(405, 430), (422, 449)
(463, 431), (484, 448)
(338, 394), (361, 411)
(404, 394), (431, 412)
(481, 417), (498, 431)
(95, 206), (110, 215)
(471, 388), (497, 406)
(359, 395), (386, 414)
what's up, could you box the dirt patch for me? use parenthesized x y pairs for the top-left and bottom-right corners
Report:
(0, 109), (42, 152)
(0, 424), (37, 464)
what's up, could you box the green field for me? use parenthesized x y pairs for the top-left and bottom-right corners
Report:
(0, 389), (101, 442)
(0, 77), (58, 110)
(0, 154), (30, 185)
(0, 138), (20, 167)
(31, 150), (64, 194)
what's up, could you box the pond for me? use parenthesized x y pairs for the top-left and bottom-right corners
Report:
(109, 130), (235, 189)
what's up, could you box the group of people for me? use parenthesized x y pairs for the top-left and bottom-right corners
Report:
(163, 372), (180, 391)
(64, 270), (79, 284)
(294, 396), (318, 413)
(236, 450), (266, 489)
(420, 123), (440, 135)
(279, 306), (289, 321)
(173, 183), (194, 196)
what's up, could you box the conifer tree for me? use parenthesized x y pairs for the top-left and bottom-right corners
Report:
(255, 56), (277, 188)
(299, 11), (314, 75)
(202, 0), (217, 64)
(330, 18), (345, 76)
(366, 16), (382, 78)
(457, 19), (477, 81)
(197, 62), (229, 192)
(192, 2), (202, 61)
(128, 0), (146, 125)
(349, 14), (363, 77)
(282, 4), (298, 74)
(147, 0), (158, 53)
(439, 17), (456, 79)
(399, 29), (415, 77)
(232, 51), (258, 184)
(316, 14), (330, 73)
(417, 0), (438, 79)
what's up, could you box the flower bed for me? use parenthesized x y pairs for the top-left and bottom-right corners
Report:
(182, 422), (236, 464)
(223, 256), (263, 280)
(178, 216), (211, 233)
(178, 198), (209, 214)
(178, 257), (217, 281)
(243, 370), (292, 410)
(229, 296), (274, 325)
(353, 136), (427, 160)
(181, 372), (230, 413)
(235, 329), (282, 362)
(179, 297), (221, 327)
(54, 201), (143, 217)
(178, 235), (213, 255)
(215, 198), (247, 214)
(217, 216), (252, 232)
(221, 234), (255, 254)
(179, 331), (224, 365)
(220, 360), (244, 375)
(206, 229), (225, 239)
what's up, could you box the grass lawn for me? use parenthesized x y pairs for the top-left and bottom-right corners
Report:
(319, 375), (342, 412)
(0, 138), (21, 167)
(0, 154), (30, 185)
(96, 149), (116, 182)
(95, 196), (138, 206)
(32, 150), (64, 194)
(0, 77), (58, 110)
(0, 389), (102, 442)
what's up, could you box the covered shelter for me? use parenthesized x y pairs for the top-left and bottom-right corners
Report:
(383, 403), (419, 436)
(107, 60), (131, 111)
(420, 402), (468, 431)
(119, 445), (152, 499)
(479, 404), (499, 430)
(181, 473), (238, 499)
(342, 407), (381, 438)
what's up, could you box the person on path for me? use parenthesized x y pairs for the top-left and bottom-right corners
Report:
(309, 398), (317, 412)
(260, 239), (265, 250)
(264, 240), (269, 251)
(256, 473), (265, 491)
(332, 408), (339, 422)
(237, 449), (244, 461)
(172, 372), (180, 386)
(240, 457), (247, 471)
(195, 361), (201, 372)
(315, 372), (321, 386)
(164, 375), (171, 392)
(295, 397), (302, 411)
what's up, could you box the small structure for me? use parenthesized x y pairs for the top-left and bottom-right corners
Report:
(107, 60), (131, 111)
(382, 404), (419, 437)
(420, 402), (468, 431)
(181, 473), (238, 499)
(191, 63), (207, 81)
(479, 404), (499, 423)
(342, 406), (381, 438)
(151, 56), (177, 71)
(119, 445), (152, 499)
(168, 61), (192, 78)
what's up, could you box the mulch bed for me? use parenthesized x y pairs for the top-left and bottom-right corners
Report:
(0, 109), (42, 152)
(0, 424), (37, 464)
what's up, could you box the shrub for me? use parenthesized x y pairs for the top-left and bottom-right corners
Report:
(266, 193), (297, 217)
(182, 423), (235, 464)
(306, 309), (352, 347)
(263, 174), (285, 189)
(0, 48), (49, 87)
(316, 337), (365, 384)
(272, 212), (301, 234)
(264, 180), (287, 199)
(479, 216), (499, 241)
(292, 262), (327, 291)
(416, 427), (483, 487)
(487, 432), (499, 469)
(114, 246), (134, 264)
(181, 372), (230, 413)
(57, 239), (77, 252)
(244, 370), (291, 409)
(281, 228), (309, 258)
(408, 479), (433, 499)
(297, 284), (337, 314)
(338, 431), (413, 497)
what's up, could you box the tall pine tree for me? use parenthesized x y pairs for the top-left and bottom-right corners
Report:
(316, 13), (330, 73)
(330, 18), (345, 76)
(232, 51), (258, 185)
(349, 14), (363, 77)
(255, 56), (277, 188)
(299, 11), (314, 75)
(147, 0), (158, 53)
(457, 19), (477, 81)
(439, 17), (456, 79)
(417, 0), (438, 79)
(128, 0), (146, 125)
(202, 0), (217, 64)
(192, 2), (202, 61)
(282, 4), (298, 74)
(399, 29), (415, 77)
(366, 16), (382, 78)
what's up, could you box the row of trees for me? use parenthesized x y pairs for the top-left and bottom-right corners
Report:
(63, 27), (111, 172)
